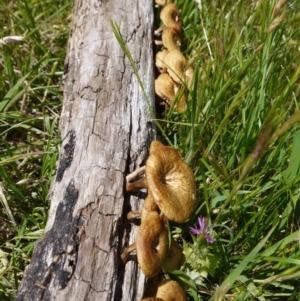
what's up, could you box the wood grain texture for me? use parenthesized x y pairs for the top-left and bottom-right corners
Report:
(14, 0), (155, 300)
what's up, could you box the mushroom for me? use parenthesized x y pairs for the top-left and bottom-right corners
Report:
(155, 3), (182, 34)
(163, 239), (185, 273)
(154, 0), (170, 6)
(155, 73), (187, 112)
(156, 279), (188, 301)
(141, 297), (165, 301)
(155, 50), (169, 73)
(155, 73), (178, 103)
(155, 27), (181, 51)
(121, 211), (169, 278)
(145, 140), (196, 222)
(163, 49), (194, 88)
(126, 140), (196, 223)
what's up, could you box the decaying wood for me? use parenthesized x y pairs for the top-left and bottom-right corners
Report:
(14, 0), (155, 300)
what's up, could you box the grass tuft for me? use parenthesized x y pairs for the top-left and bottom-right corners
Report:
(0, 0), (71, 298)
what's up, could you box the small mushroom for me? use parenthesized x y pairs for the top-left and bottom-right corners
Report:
(163, 239), (185, 273)
(155, 3), (182, 34)
(121, 211), (169, 278)
(163, 49), (194, 88)
(155, 73), (186, 112)
(155, 50), (169, 73)
(126, 140), (196, 223)
(137, 211), (169, 278)
(155, 73), (178, 103)
(155, 27), (181, 51)
(141, 299), (164, 301)
(156, 279), (188, 301)
(154, 0), (170, 6)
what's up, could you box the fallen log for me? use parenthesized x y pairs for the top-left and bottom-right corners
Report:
(14, 1), (155, 300)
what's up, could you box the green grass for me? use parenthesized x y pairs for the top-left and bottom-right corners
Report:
(1, 0), (300, 300)
(0, 0), (71, 299)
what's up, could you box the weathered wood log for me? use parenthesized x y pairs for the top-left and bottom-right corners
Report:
(14, 0), (155, 300)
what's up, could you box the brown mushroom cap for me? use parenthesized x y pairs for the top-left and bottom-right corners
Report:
(145, 140), (196, 223)
(155, 50), (169, 73)
(157, 27), (181, 51)
(160, 3), (182, 33)
(163, 238), (185, 273)
(154, 74), (186, 112)
(163, 49), (194, 88)
(156, 279), (188, 301)
(136, 211), (169, 278)
(155, 73), (178, 104)
(141, 297), (165, 301)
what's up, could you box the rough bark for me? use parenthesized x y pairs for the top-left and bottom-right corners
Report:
(14, 0), (155, 300)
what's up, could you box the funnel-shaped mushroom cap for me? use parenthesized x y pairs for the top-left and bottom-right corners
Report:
(162, 27), (181, 51)
(156, 280), (188, 301)
(141, 299), (164, 301)
(160, 3), (182, 33)
(145, 140), (196, 223)
(155, 73), (178, 104)
(136, 211), (168, 278)
(163, 238), (185, 272)
(163, 49), (194, 88)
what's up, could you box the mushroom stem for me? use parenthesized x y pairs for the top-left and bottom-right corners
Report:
(126, 177), (147, 192)
(127, 210), (141, 220)
(154, 25), (164, 36)
(120, 242), (136, 263)
(154, 40), (164, 46)
(126, 166), (145, 182)
(126, 166), (147, 191)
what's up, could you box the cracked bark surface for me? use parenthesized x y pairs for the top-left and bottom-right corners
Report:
(14, 0), (155, 300)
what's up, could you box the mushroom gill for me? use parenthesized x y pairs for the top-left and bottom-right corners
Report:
(126, 141), (196, 223)
(145, 140), (196, 223)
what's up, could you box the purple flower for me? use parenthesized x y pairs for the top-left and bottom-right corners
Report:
(189, 216), (215, 244)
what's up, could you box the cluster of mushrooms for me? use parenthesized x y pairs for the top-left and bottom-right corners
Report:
(154, 1), (194, 113)
(122, 140), (196, 300)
